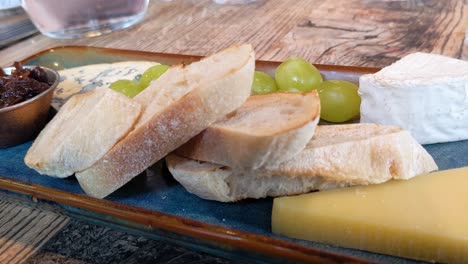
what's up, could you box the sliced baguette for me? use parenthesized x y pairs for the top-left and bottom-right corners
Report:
(25, 88), (142, 177)
(75, 44), (255, 198)
(176, 91), (320, 169)
(166, 124), (438, 202)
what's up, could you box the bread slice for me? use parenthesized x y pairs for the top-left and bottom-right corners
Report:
(25, 88), (142, 177)
(75, 44), (255, 198)
(176, 91), (320, 169)
(166, 124), (438, 202)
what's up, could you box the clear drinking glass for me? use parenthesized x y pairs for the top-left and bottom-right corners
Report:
(21, 0), (149, 39)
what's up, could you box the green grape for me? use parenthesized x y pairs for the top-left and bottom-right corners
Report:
(317, 80), (361, 123)
(109, 79), (143, 98)
(275, 57), (323, 92)
(139, 64), (170, 89)
(252, 71), (278, 95)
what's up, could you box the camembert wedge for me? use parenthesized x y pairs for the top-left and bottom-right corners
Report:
(272, 167), (468, 263)
(359, 52), (468, 144)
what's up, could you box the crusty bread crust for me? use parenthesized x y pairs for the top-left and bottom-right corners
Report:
(75, 45), (255, 198)
(167, 124), (438, 202)
(176, 91), (320, 169)
(25, 89), (142, 178)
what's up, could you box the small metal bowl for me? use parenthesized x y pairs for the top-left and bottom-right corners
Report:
(0, 66), (59, 148)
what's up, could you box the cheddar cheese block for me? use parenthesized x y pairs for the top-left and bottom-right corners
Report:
(272, 167), (468, 264)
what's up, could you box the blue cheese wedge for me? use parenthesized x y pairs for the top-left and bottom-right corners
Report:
(53, 61), (159, 110)
(359, 52), (468, 144)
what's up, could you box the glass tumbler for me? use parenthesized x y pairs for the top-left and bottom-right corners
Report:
(21, 0), (148, 39)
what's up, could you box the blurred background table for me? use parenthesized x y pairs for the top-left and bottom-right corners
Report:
(0, 0), (467, 263)
(1, 0), (467, 67)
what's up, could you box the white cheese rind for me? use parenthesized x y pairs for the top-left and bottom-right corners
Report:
(359, 52), (468, 144)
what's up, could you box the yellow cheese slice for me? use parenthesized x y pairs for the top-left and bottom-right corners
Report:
(272, 167), (468, 263)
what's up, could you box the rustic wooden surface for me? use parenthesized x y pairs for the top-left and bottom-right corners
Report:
(0, 0), (467, 263)
(0, 198), (69, 264)
(1, 0), (467, 68)
(0, 196), (232, 264)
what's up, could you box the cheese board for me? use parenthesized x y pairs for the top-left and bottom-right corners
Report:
(1, 46), (466, 263)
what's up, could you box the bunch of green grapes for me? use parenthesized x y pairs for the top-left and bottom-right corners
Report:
(110, 57), (361, 123)
(252, 57), (360, 123)
(109, 64), (169, 98)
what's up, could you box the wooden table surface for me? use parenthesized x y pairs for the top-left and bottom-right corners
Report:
(0, 1), (467, 263)
(1, 0), (467, 68)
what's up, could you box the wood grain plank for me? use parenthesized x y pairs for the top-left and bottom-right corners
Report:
(0, 199), (69, 264)
(0, 0), (466, 68)
(263, 0), (468, 66)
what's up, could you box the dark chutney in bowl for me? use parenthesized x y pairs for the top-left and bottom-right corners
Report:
(0, 64), (59, 148)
